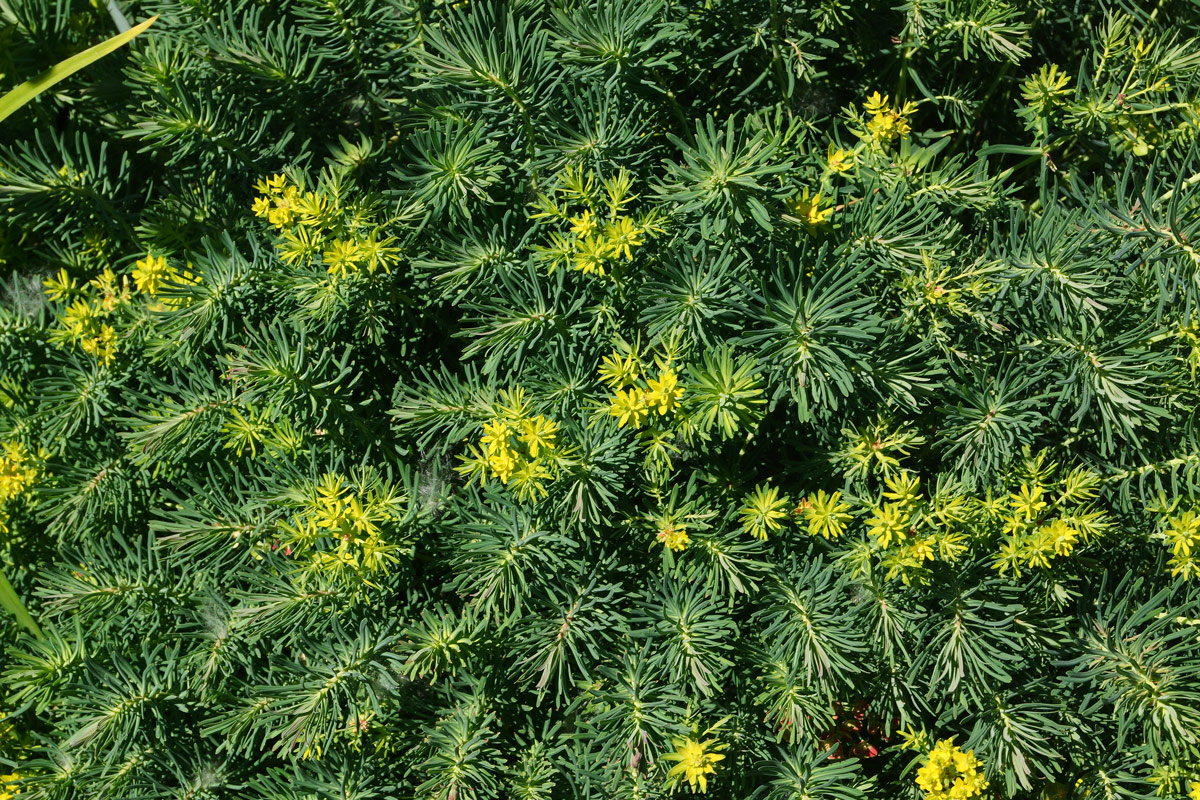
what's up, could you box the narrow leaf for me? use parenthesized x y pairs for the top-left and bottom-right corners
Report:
(0, 15), (157, 124)
(0, 567), (41, 638)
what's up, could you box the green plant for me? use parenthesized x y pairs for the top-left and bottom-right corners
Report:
(0, 11), (155, 638)
(2, 2), (1200, 799)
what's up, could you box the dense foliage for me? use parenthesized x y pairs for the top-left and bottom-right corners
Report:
(3, 0), (1200, 798)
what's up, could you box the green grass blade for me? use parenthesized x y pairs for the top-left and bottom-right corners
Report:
(0, 14), (157, 124)
(0, 566), (41, 638)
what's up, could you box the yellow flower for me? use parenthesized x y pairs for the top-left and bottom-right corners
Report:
(664, 736), (726, 794)
(915, 739), (988, 800)
(132, 254), (175, 296)
(481, 420), (513, 454)
(90, 268), (130, 312)
(517, 415), (558, 458)
(1161, 506), (1200, 575)
(42, 268), (78, 303)
(602, 216), (645, 260)
(573, 234), (609, 276)
(62, 298), (96, 336)
(0, 772), (21, 800)
(867, 111), (909, 142)
(284, 472), (405, 582)
(657, 522), (690, 552)
(1189, 781), (1200, 800)
(254, 173), (288, 195)
(864, 91), (890, 116)
(486, 445), (518, 483)
(468, 406), (559, 495)
(267, 205), (294, 227)
(323, 238), (363, 280)
(610, 388), (648, 429)
(787, 188), (833, 230)
(568, 209), (596, 237)
(1165, 510), (1200, 558)
(1009, 483), (1047, 520)
(826, 143), (853, 174)
(802, 489), (852, 539)
(264, 186), (300, 228)
(479, 417), (533, 484)
(867, 502), (907, 549)
(79, 322), (117, 365)
(0, 441), (38, 502)
(252, 195), (271, 218)
(910, 537), (935, 562)
(1042, 518), (1078, 557)
(863, 91), (916, 145)
(645, 368), (684, 415)
(598, 349), (640, 389)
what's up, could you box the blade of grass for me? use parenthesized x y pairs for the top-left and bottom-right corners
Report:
(0, 567), (41, 638)
(0, 14), (157, 124)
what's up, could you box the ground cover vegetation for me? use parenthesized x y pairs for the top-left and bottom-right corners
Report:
(2, 0), (1200, 798)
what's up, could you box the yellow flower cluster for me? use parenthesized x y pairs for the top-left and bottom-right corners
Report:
(995, 507), (1078, 572)
(853, 455), (1107, 583)
(806, 452), (1107, 583)
(861, 473), (969, 585)
(280, 470), (408, 587)
(252, 173), (399, 280)
(648, 496), (714, 554)
(915, 739), (989, 800)
(1162, 510), (1200, 580)
(990, 467), (1108, 578)
(0, 441), (40, 536)
(1189, 780), (1200, 800)
(599, 349), (684, 430)
(47, 268), (128, 365)
(131, 254), (194, 297)
(42, 255), (196, 365)
(456, 389), (561, 502)
(252, 173), (322, 229)
(657, 520), (690, 552)
(0, 772), (20, 800)
(863, 91), (918, 145)
(0, 441), (38, 504)
(479, 415), (558, 483)
(531, 166), (660, 277)
(663, 736), (726, 794)
(801, 489), (853, 539)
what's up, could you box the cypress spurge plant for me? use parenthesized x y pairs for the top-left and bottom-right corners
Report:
(3, 1), (1200, 799)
